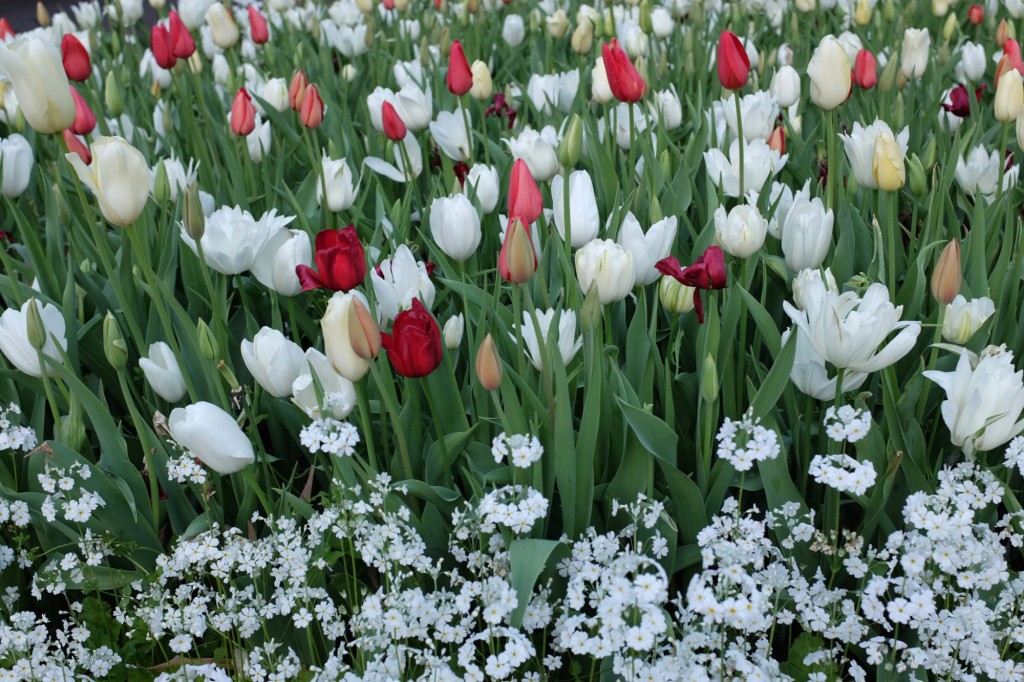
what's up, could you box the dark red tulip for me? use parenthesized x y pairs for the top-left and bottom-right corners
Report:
(61, 34), (91, 82)
(655, 246), (728, 323)
(381, 101), (407, 141)
(716, 30), (750, 91)
(507, 158), (542, 224)
(169, 11), (196, 58)
(381, 298), (443, 377)
(943, 84), (972, 117)
(601, 38), (647, 102)
(296, 226), (368, 292)
(70, 87), (96, 135)
(853, 50), (877, 90)
(151, 24), (177, 70)
(446, 40), (473, 96)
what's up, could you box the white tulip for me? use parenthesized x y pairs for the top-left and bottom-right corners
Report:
(169, 402), (255, 474)
(591, 56), (613, 104)
(0, 134), (33, 198)
(704, 138), (788, 198)
(781, 326), (869, 401)
(900, 28), (931, 80)
(942, 295), (995, 344)
(955, 145), (1020, 205)
(770, 66), (801, 109)
(512, 308), (582, 371)
(956, 42), (987, 83)
(502, 14), (525, 47)
(526, 69), (579, 115)
(651, 88), (683, 130)
(465, 164), (499, 214)
(139, 342), (187, 402)
(363, 132), (423, 183)
(551, 171), (600, 248)
(575, 239), (635, 304)
(0, 300), (67, 378)
(206, 2), (240, 49)
(250, 228), (312, 297)
(714, 204), (768, 259)
(241, 327), (306, 398)
(291, 349), (356, 420)
(180, 206), (289, 275)
(839, 120), (909, 191)
(443, 313), (464, 350)
(429, 194), (481, 262)
(430, 109), (471, 162)
(0, 38), (75, 134)
(66, 137), (150, 227)
(505, 126), (561, 182)
(807, 35), (852, 110)
(781, 196), (833, 272)
(246, 118), (271, 164)
(371, 245), (435, 322)
(177, 0), (214, 28)
(617, 214), (677, 286)
(150, 157), (199, 203)
(722, 91), (780, 143)
(318, 156), (358, 213)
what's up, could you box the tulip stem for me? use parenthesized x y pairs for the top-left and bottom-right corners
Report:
(628, 102), (637, 186)
(422, 380), (453, 486)
(734, 92), (744, 197)
(915, 306), (946, 423)
(369, 362), (414, 483)
(353, 382), (379, 472)
(459, 99), (473, 163)
(825, 109), (838, 212)
(36, 351), (63, 435)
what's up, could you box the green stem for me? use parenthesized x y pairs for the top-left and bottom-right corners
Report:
(734, 92), (745, 197)
(369, 362), (414, 482)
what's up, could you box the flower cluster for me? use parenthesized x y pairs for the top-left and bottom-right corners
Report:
(809, 454), (877, 495)
(299, 417), (361, 457)
(0, 403), (36, 452)
(823, 405), (872, 443)
(715, 410), (781, 471)
(490, 432), (544, 468)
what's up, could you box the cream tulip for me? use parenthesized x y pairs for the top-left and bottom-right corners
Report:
(469, 61), (493, 100)
(996, 71), (1024, 122)
(0, 38), (75, 134)
(575, 239), (635, 304)
(66, 136), (150, 227)
(321, 291), (372, 382)
(206, 3), (240, 50)
(806, 36), (852, 110)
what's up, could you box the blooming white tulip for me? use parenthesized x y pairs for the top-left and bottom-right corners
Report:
(791, 267), (839, 311)
(770, 66), (801, 109)
(747, 179), (811, 239)
(839, 121), (909, 191)
(526, 70), (579, 115)
(241, 327), (306, 398)
(206, 3), (240, 49)
(181, 206), (289, 275)
(321, 290), (373, 382)
(429, 194), (481, 262)
(502, 14), (525, 47)
(575, 239), (635, 304)
(722, 91), (780, 143)
(318, 157), (358, 213)
(704, 139), (787, 198)
(139, 342), (187, 402)
(246, 118), (271, 164)
(66, 137), (150, 227)
(781, 327), (868, 401)
(512, 309), (583, 371)
(109, 0), (143, 25)
(363, 132), (423, 183)
(321, 20), (368, 58)
(178, 0), (214, 28)
(954, 145), (1019, 205)
(258, 78), (290, 113)
(618, 214), (677, 286)
(0, 38), (75, 134)
(430, 109), (471, 162)
(0, 134), (33, 198)
(714, 205), (768, 259)
(169, 402), (255, 474)
(956, 42), (986, 83)
(781, 196), (833, 272)
(506, 126), (561, 182)
(465, 164), (499, 214)
(443, 313), (464, 350)
(943, 295), (995, 344)
(395, 83), (432, 132)
(250, 228), (312, 297)
(924, 346), (1024, 456)
(72, 1), (102, 27)
(900, 28), (931, 80)
(551, 171), (600, 248)
(807, 35), (852, 110)
(836, 31), (863, 63)
(651, 88), (683, 130)
(150, 157), (199, 203)
(291, 349), (356, 420)
(0, 300), (67, 378)
(371, 245), (435, 322)
(591, 57), (613, 104)
(784, 277), (921, 375)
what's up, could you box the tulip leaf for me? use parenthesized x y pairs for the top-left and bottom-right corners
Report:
(508, 538), (561, 628)
(748, 329), (797, 420)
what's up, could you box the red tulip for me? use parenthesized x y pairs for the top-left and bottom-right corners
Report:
(507, 158), (542, 224)
(768, 126), (785, 156)
(289, 70), (307, 111)
(601, 39), (647, 102)
(169, 11), (196, 58)
(296, 226), (368, 292)
(0, 19), (14, 41)
(969, 5), (983, 25)
(69, 87), (96, 135)
(381, 101), (407, 141)
(63, 129), (91, 165)
(381, 298), (443, 377)
(655, 246), (727, 324)
(498, 216), (537, 284)
(1004, 39), (1024, 75)
(383, 0), (395, 9)
(151, 24), (177, 70)
(230, 88), (256, 136)
(943, 83), (985, 117)
(61, 35), (91, 82)
(248, 7), (269, 44)
(299, 84), (324, 128)
(716, 30), (750, 91)
(853, 50), (877, 90)
(446, 39), (473, 96)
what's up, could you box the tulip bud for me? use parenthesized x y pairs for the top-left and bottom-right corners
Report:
(206, 3), (240, 50)
(931, 240), (961, 305)
(230, 88), (256, 136)
(571, 20), (593, 54)
(579, 280), (603, 334)
(299, 83), (324, 129)
(942, 13), (957, 41)
(475, 333), (502, 390)
(356, 0), (373, 12)
(102, 312), (128, 370)
(197, 319), (218, 360)
(547, 10), (569, 38)
(557, 114), (583, 167)
(659, 275), (695, 314)
(878, 55), (900, 93)
(907, 153), (928, 198)
(969, 5), (984, 25)
(498, 217), (538, 283)
(469, 61), (492, 100)
(444, 314), (464, 349)
(854, 0), (871, 25)
(381, 101), (407, 142)
(153, 161), (171, 205)
(998, 19), (1012, 48)
(348, 298), (382, 361)
(639, 1), (652, 33)
(26, 299), (46, 351)
(104, 70), (123, 116)
(995, 71), (1024, 122)
(288, 70), (307, 111)
(37, 2), (51, 27)
(1016, 113), (1024, 150)
(921, 137), (937, 170)
(768, 126), (785, 155)
(56, 395), (86, 451)
(183, 183), (205, 241)
(700, 353), (719, 404)
(882, 0), (896, 21)
(650, 194), (664, 224)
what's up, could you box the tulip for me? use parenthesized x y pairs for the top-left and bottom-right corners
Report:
(381, 299), (443, 377)
(546, 9), (569, 38)
(506, 126), (560, 182)
(769, 65), (801, 108)
(0, 299), (67, 378)
(299, 84), (324, 129)
(900, 28), (931, 80)
(571, 20), (594, 55)
(322, 291), (372, 381)
(943, 295), (995, 344)
(296, 226), (367, 292)
(246, 119), (271, 164)
(931, 240), (961, 305)
(110, 0), (143, 25)
(498, 217), (538, 284)
(507, 158), (543, 224)
(288, 70), (308, 111)
(429, 109), (471, 161)
(704, 139), (787, 198)
(659, 276), (695, 315)
(601, 39), (647, 103)
(722, 91), (780, 143)
(924, 346), (1024, 456)
(206, 2), (239, 50)
(717, 30), (750, 91)
(318, 156), (357, 213)
(63, 130), (90, 165)
(169, 10), (196, 58)
(241, 327), (305, 398)
(382, 101), (407, 142)
(995, 71), (1024, 122)
(714, 204), (768, 259)
(363, 132), (423, 183)
(371, 245), (436, 322)
(969, 5), (983, 24)
(782, 326), (869, 401)
(617, 213), (677, 286)
(0, 19), (13, 40)
(60, 34), (90, 82)
(807, 35), (852, 110)
(180, 206), (286, 275)
(854, 50), (878, 89)
(69, 87), (96, 135)
(513, 308), (582, 371)
(230, 88), (256, 136)
(475, 333), (502, 390)
(151, 24), (177, 70)
(551, 170), (600, 248)
(443, 313), (464, 350)
(651, 89), (683, 130)
(250, 228), (312, 297)
(465, 164), (499, 214)
(446, 39), (473, 96)
(66, 136), (149, 227)
(0, 134), (33, 198)
(955, 145), (1020, 204)
(139, 342), (188, 402)
(0, 37), (76, 134)
(502, 15), (525, 47)
(780, 197), (833, 272)
(469, 61), (492, 100)
(429, 194), (482, 262)
(248, 6), (269, 44)
(873, 134), (906, 191)
(592, 57), (614, 104)
(840, 120), (909, 191)
(291, 349), (357, 420)
(575, 239), (635, 304)
(655, 246), (727, 323)
(169, 402), (255, 474)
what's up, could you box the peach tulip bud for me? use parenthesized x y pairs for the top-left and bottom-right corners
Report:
(475, 333), (502, 391)
(931, 240), (961, 305)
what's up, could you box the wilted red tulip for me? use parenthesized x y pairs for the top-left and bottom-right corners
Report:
(943, 83), (985, 117)
(381, 101), (407, 141)
(230, 88), (256, 136)
(288, 70), (307, 111)
(63, 129), (91, 165)
(151, 24), (177, 70)
(61, 34), (91, 82)
(655, 246), (727, 323)
(969, 5), (983, 25)
(381, 298), (443, 377)
(446, 40), (473, 96)
(507, 158), (542, 224)
(498, 216), (537, 284)
(296, 226), (368, 292)
(169, 11), (196, 58)
(70, 87), (96, 135)
(717, 30), (750, 91)
(853, 50), (877, 89)
(0, 19), (14, 40)
(601, 39), (647, 102)
(299, 83), (324, 128)
(248, 7), (269, 44)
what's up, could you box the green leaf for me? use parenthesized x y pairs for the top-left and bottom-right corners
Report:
(508, 538), (560, 627)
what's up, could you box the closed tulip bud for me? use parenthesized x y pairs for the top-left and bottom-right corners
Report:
(0, 19), (13, 40)
(942, 12), (957, 41)
(499, 217), (538, 283)
(395, 0), (410, 11)
(61, 34), (90, 82)
(998, 19), (1012, 48)
(475, 333), (502, 390)
(575, 239), (635, 304)
(37, 2), (50, 27)
(0, 134), (33, 199)
(602, 39), (647, 102)
(571, 20), (593, 54)
(900, 28), (931, 80)
(700, 353), (719, 404)
(557, 113), (583, 167)
(883, 0), (896, 21)
(356, 0), (373, 12)
(854, 50), (878, 89)
(547, 10), (569, 38)
(104, 70), (123, 116)
(182, 183), (205, 241)
(995, 71), (1024, 122)
(197, 319), (218, 360)
(907, 153), (928, 198)
(873, 133), (906, 191)
(248, 6), (269, 45)
(350, 298), (382, 361)
(299, 83), (324, 129)
(638, 0), (652, 33)
(25, 299), (47, 352)
(768, 126), (785, 155)
(717, 30), (750, 90)
(230, 88), (256, 136)
(153, 161), (171, 205)
(381, 101), (407, 142)
(969, 4), (983, 24)
(288, 70), (307, 111)
(446, 39), (473, 96)
(931, 239), (961, 304)
(807, 35), (852, 109)
(58, 397), (86, 452)
(878, 55), (901, 93)
(206, 3), (239, 50)
(770, 65), (801, 107)
(443, 314), (464, 350)
(241, 328), (305, 397)
(322, 291), (372, 381)
(507, 158), (543, 223)
(659, 275), (695, 314)
(429, 194), (482, 262)
(469, 61), (492, 100)
(921, 136), (937, 170)
(0, 37), (76, 134)
(579, 280), (603, 333)
(714, 204), (768, 258)
(854, 0), (871, 24)
(66, 137), (150, 227)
